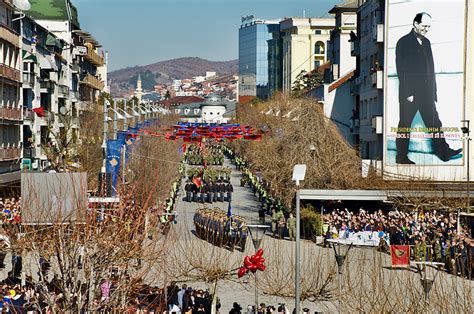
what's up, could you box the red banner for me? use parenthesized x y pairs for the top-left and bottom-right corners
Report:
(390, 245), (410, 268)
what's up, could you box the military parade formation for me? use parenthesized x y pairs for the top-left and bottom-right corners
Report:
(193, 207), (247, 251)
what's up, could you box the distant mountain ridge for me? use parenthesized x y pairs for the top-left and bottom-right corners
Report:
(108, 57), (238, 97)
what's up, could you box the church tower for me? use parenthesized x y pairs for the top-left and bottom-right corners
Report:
(135, 73), (143, 103)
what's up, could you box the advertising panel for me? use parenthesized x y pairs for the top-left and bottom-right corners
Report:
(21, 173), (87, 224)
(385, 0), (466, 167)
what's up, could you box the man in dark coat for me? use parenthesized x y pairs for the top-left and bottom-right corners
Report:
(218, 182), (225, 202)
(226, 183), (233, 202)
(185, 182), (192, 202)
(395, 12), (461, 164)
(207, 182), (213, 204)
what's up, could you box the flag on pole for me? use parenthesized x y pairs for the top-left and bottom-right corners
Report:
(227, 202), (232, 218)
(32, 107), (45, 117)
(192, 176), (202, 188)
(390, 245), (410, 268)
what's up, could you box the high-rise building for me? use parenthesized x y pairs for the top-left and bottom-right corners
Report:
(238, 17), (280, 104)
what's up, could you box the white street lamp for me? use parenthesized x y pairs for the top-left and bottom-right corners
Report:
(292, 164), (306, 314)
(247, 224), (269, 313)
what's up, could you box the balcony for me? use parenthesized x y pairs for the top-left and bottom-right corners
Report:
(0, 23), (20, 47)
(0, 147), (21, 161)
(371, 70), (383, 89)
(22, 72), (35, 88)
(0, 107), (21, 121)
(0, 64), (21, 82)
(350, 40), (360, 56)
(23, 147), (36, 158)
(23, 108), (34, 121)
(83, 46), (104, 67)
(371, 116), (383, 134)
(40, 79), (55, 90)
(58, 85), (70, 97)
(79, 73), (105, 90)
(373, 24), (384, 43)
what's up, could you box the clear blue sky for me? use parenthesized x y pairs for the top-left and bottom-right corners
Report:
(74, 0), (341, 71)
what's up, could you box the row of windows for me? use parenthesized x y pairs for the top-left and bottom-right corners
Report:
(359, 97), (382, 120)
(174, 108), (225, 116)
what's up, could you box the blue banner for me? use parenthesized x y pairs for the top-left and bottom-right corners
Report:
(117, 131), (134, 163)
(106, 139), (123, 196)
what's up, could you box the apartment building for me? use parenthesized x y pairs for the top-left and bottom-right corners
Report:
(14, 0), (107, 171)
(0, 0), (21, 184)
(305, 1), (358, 146)
(351, 0), (385, 170)
(280, 17), (335, 92)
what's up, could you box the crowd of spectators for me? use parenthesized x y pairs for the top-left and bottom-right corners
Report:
(164, 283), (217, 314)
(0, 197), (21, 225)
(323, 207), (474, 276)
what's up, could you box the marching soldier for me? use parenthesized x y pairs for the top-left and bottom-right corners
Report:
(207, 182), (213, 204)
(192, 183), (198, 202)
(238, 221), (248, 252)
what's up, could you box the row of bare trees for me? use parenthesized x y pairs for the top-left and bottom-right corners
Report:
(7, 98), (186, 311)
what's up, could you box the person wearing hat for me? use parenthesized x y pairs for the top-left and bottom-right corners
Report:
(230, 302), (242, 314)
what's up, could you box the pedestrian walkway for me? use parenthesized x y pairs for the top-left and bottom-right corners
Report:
(175, 156), (267, 235)
(172, 156), (317, 312)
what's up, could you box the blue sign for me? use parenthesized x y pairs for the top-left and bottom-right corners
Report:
(106, 139), (123, 196)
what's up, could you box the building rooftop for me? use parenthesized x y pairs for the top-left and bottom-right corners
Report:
(158, 96), (205, 108)
(329, 0), (359, 13)
(28, 0), (80, 28)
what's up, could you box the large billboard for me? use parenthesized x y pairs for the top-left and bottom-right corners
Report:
(384, 0), (467, 171)
(21, 173), (88, 224)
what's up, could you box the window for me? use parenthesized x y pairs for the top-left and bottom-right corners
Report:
(314, 42), (324, 55)
(315, 29), (321, 35)
(314, 60), (321, 69)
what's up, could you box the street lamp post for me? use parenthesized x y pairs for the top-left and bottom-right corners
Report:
(247, 224), (269, 313)
(292, 164), (306, 314)
(416, 262), (442, 308)
(123, 99), (128, 130)
(461, 120), (470, 213)
(332, 242), (353, 313)
(102, 100), (109, 173)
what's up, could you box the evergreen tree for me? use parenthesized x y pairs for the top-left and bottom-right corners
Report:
(291, 70), (307, 97)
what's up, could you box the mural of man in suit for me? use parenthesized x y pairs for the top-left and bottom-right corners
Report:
(395, 12), (462, 164)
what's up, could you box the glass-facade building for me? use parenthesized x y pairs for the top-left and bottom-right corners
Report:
(239, 20), (280, 101)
